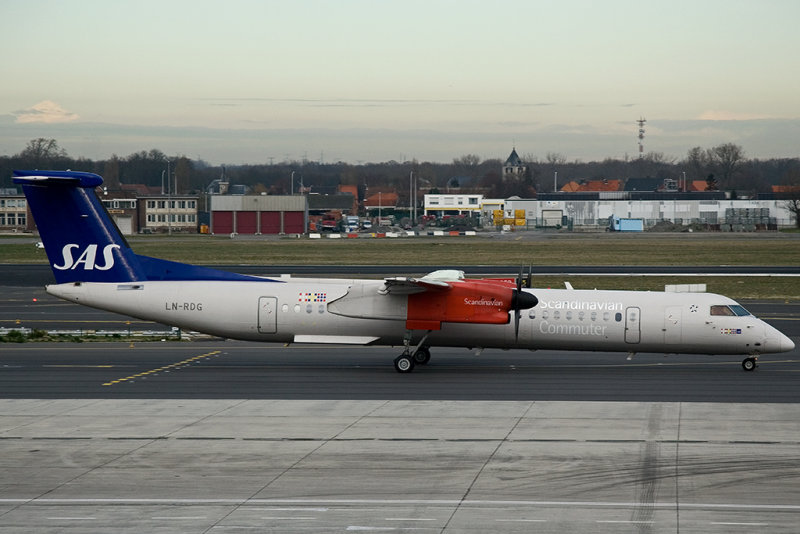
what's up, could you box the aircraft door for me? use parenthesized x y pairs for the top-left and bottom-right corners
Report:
(258, 297), (278, 334)
(664, 306), (682, 344)
(624, 306), (641, 344)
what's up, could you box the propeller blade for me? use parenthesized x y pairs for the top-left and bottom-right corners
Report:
(512, 266), (538, 341)
(526, 264), (532, 289)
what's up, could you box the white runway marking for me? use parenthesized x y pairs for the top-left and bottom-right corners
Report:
(6, 497), (799, 511)
(711, 522), (769, 526)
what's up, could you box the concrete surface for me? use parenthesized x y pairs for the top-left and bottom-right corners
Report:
(1, 399), (799, 533)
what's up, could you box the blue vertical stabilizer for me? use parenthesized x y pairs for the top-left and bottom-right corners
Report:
(14, 170), (147, 283)
(15, 170), (272, 284)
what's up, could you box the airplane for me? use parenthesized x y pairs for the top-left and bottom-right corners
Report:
(13, 169), (795, 373)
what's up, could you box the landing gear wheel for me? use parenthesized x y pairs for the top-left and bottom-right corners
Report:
(742, 357), (757, 372)
(413, 347), (431, 365)
(394, 354), (415, 373)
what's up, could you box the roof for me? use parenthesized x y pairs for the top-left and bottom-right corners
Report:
(338, 185), (359, 198)
(561, 179), (622, 192)
(364, 192), (398, 208)
(120, 183), (162, 196)
(560, 181), (582, 193)
(688, 180), (710, 192)
(504, 148), (523, 166)
(772, 185), (800, 193)
(624, 177), (664, 192)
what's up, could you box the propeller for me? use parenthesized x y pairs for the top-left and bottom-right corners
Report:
(511, 265), (538, 340)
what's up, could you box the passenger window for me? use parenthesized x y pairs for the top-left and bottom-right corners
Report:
(710, 305), (736, 316)
(615, 312), (622, 322)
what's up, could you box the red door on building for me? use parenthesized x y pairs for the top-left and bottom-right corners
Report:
(260, 212), (281, 234)
(213, 211), (233, 234)
(237, 211), (257, 234)
(284, 212), (305, 234)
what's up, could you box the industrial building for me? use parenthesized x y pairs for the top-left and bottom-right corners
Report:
(504, 193), (794, 230)
(424, 192), (796, 230)
(209, 194), (307, 235)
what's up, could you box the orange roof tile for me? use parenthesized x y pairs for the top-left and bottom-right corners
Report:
(364, 192), (398, 207)
(560, 179), (622, 192)
(772, 185), (800, 193)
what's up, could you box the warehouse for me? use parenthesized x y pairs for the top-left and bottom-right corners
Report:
(504, 193), (795, 230)
(209, 195), (307, 235)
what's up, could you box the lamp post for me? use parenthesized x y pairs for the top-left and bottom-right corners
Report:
(409, 171), (413, 225)
(166, 159), (172, 235)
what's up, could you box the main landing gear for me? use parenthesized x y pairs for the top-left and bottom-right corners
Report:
(394, 331), (432, 373)
(393, 346), (431, 373)
(742, 356), (758, 372)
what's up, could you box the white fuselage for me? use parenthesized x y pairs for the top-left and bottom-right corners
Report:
(46, 277), (793, 355)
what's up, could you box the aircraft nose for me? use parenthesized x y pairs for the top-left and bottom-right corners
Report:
(762, 323), (795, 353)
(782, 334), (795, 353)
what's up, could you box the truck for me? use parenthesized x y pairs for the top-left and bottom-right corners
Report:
(320, 219), (338, 232)
(608, 216), (644, 232)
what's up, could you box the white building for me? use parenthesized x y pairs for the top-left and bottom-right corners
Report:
(424, 193), (483, 217)
(142, 196), (199, 233)
(505, 196), (794, 230)
(0, 192), (29, 232)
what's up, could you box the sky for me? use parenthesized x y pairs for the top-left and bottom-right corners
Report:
(1, 0), (799, 165)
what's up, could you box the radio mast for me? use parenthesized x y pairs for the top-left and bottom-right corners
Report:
(637, 117), (646, 158)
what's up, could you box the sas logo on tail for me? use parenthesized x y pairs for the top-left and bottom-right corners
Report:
(53, 244), (121, 271)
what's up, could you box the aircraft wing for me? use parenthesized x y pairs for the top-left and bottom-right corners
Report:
(380, 276), (451, 295)
(330, 270), (536, 332)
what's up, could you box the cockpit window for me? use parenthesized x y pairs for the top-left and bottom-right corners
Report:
(710, 304), (751, 317)
(729, 304), (751, 316)
(710, 305), (735, 316)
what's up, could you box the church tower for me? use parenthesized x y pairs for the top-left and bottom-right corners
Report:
(502, 147), (527, 180)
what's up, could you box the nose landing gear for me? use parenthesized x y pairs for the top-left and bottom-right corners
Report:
(742, 356), (758, 371)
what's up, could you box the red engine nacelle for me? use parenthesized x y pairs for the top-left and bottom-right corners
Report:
(406, 280), (515, 330)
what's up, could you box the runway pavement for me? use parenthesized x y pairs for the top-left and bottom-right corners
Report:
(1, 271), (799, 532)
(1, 341), (799, 401)
(1, 400), (799, 533)
(2, 263), (799, 287)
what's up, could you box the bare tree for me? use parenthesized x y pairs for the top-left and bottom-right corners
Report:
(780, 167), (800, 228)
(453, 154), (480, 166)
(785, 197), (800, 228)
(710, 143), (745, 188)
(685, 146), (712, 180)
(174, 156), (193, 194)
(546, 152), (567, 165)
(103, 155), (121, 190)
(16, 138), (67, 168)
